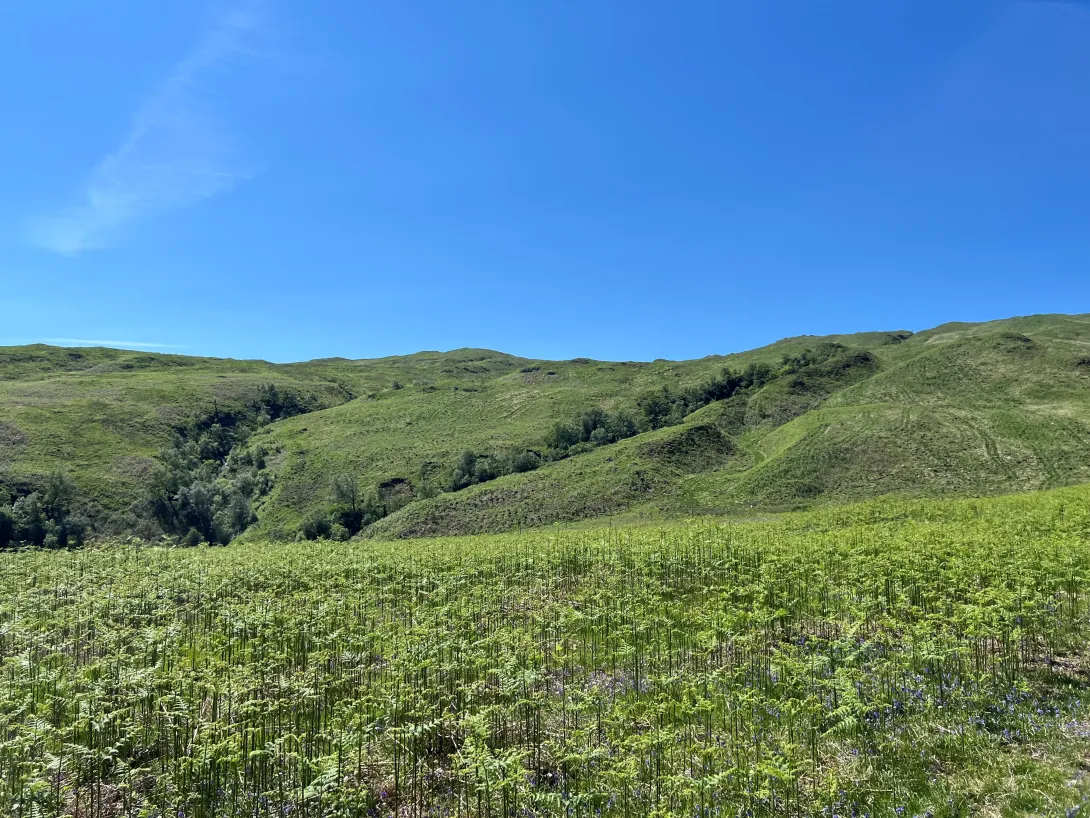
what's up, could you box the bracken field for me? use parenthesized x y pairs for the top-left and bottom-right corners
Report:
(1, 488), (1089, 818)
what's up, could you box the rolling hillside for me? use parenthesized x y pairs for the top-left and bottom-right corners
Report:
(2, 313), (1089, 542)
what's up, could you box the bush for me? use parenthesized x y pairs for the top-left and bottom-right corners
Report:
(415, 481), (440, 500)
(302, 512), (333, 541)
(508, 451), (540, 474)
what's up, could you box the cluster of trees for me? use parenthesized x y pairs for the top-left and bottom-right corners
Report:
(0, 472), (88, 549)
(544, 407), (638, 454)
(632, 361), (777, 433)
(778, 342), (846, 375)
(633, 344), (846, 433)
(253, 383), (316, 424)
(444, 448), (542, 492)
(5, 383), (333, 549)
(145, 433), (269, 545)
(301, 474), (416, 540)
(145, 385), (317, 545)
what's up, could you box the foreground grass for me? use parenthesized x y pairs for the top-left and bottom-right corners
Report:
(1, 488), (1089, 817)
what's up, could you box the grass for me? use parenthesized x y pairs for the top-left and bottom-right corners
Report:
(0, 346), (352, 518)
(4, 313), (1090, 540)
(0, 347), (528, 527)
(360, 315), (1090, 537)
(1, 485), (1088, 816)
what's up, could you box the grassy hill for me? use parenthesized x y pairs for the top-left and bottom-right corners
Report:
(2, 313), (1089, 542)
(352, 313), (1090, 538)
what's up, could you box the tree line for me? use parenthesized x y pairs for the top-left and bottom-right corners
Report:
(424, 344), (847, 500)
(0, 471), (87, 549)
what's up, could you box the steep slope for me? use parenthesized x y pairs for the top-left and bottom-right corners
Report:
(0, 346), (524, 530)
(3, 313), (1089, 543)
(242, 333), (905, 538)
(0, 348), (336, 517)
(674, 315), (1090, 513)
(366, 419), (740, 538)
(355, 314), (1090, 536)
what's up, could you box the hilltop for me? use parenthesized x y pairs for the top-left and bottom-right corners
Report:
(1, 312), (1089, 544)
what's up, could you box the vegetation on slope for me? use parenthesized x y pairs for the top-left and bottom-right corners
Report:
(363, 315), (1090, 538)
(1, 487), (1088, 815)
(2, 314), (1090, 544)
(255, 343), (888, 540)
(417, 348), (828, 507)
(0, 346), (527, 543)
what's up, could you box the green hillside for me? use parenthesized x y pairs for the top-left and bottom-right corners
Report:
(2, 313), (1089, 544)
(351, 313), (1090, 538)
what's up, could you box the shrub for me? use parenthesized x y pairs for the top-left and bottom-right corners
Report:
(302, 512), (333, 541)
(508, 451), (540, 474)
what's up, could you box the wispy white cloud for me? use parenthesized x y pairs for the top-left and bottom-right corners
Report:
(30, 7), (261, 256)
(43, 338), (189, 350)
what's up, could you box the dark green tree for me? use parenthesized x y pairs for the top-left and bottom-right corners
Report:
(0, 506), (12, 549)
(42, 471), (76, 523)
(544, 423), (580, 451)
(332, 473), (365, 534)
(448, 451), (479, 492)
(637, 390), (673, 430)
(11, 494), (45, 546)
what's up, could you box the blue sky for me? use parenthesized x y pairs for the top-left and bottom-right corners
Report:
(1, 1), (1089, 362)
